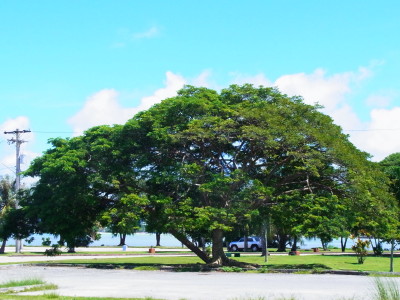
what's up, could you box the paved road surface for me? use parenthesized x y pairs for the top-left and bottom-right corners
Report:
(0, 264), (386, 300)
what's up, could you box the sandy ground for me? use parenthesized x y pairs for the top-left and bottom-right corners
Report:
(0, 264), (382, 300)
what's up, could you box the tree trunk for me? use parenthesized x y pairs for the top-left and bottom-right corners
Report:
(390, 239), (395, 272)
(277, 234), (288, 252)
(155, 232), (161, 247)
(118, 233), (127, 246)
(209, 229), (230, 265)
(169, 229), (210, 263)
(261, 225), (267, 257)
(170, 229), (257, 267)
(321, 241), (328, 251)
(340, 237), (347, 252)
(243, 225), (249, 252)
(208, 229), (256, 267)
(291, 236), (298, 251)
(200, 237), (206, 252)
(0, 239), (6, 254)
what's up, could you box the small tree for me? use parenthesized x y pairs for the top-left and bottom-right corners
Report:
(100, 194), (147, 246)
(302, 195), (347, 251)
(0, 176), (16, 253)
(352, 238), (370, 264)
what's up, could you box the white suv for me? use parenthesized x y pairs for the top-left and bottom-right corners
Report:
(229, 237), (262, 252)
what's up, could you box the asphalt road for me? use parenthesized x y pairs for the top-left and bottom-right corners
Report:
(0, 264), (387, 300)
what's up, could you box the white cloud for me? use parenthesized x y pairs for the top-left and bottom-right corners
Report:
(133, 26), (159, 39)
(274, 68), (354, 110)
(1, 117), (35, 152)
(365, 91), (397, 108)
(191, 70), (213, 87)
(68, 71), (188, 134)
(111, 26), (160, 48)
(271, 69), (367, 145)
(330, 104), (364, 132)
(354, 107), (400, 161)
(271, 68), (400, 161)
(1, 116), (32, 140)
(230, 68), (365, 130)
(68, 89), (137, 135)
(0, 153), (16, 176)
(0, 117), (37, 182)
(230, 72), (272, 87)
(69, 67), (400, 162)
(135, 71), (186, 112)
(232, 67), (371, 114)
(231, 66), (400, 161)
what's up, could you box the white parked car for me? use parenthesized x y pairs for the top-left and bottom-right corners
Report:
(229, 237), (262, 252)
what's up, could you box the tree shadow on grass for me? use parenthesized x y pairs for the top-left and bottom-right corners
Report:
(43, 261), (332, 272)
(267, 263), (331, 270)
(79, 262), (213, 272)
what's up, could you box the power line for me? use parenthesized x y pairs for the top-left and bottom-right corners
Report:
(0, 162), (15, 174)
(30, 127), (400, 134)
(31, 130), (78, 134)
(24, 127), (400, 134)
(343, 128), (400, 132)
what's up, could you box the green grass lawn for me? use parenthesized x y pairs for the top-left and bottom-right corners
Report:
(237, 254), (400, 272)
(39, 255), (204, 265)
(0, 295), (160, 300)
(0, 251), (192, 257)
(0, 278), (161, 300)
(28, 254), (399, 273)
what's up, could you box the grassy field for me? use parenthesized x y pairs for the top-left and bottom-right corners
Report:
(0, 296), (161, 300)
(24, 253), (399, 273)
(38, 255), (203, 266)
(0, 278), (161, 300)
(237, 254), (400, 272)
(8, 251), (191, 255)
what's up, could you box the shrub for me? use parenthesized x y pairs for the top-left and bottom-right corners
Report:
(373, 243), (384, 256)
(42, 237), (51, 246)
(220, 266), (243, 272)
(351, 238), (370, 264)
(44, 244), (62, 256)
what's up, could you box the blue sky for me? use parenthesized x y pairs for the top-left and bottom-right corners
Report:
(1, 1), (400, 181)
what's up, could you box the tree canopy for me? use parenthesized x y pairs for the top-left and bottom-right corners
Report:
(120, 84), (396, 264)
(22, 125), (145, 251)
(18, 84), (398, 265)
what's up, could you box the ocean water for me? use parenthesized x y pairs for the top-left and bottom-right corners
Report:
(6, 233), (395, 250)
(7, 232), (183, 247)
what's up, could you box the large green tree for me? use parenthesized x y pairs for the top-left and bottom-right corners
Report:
(121, 84), (391, 265)
(100, 194), (147, 246)
(0, 176), (34, 254)
(21, 84), (396, 266)
(379, 153), (400, 271)
(23, 125), (144, 251)
(380, 153), (400, 201)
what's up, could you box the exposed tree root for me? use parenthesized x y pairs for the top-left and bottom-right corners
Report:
(207, 257), (259, 268)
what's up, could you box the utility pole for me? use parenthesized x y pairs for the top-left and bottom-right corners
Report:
(4, 129), (31, 253)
